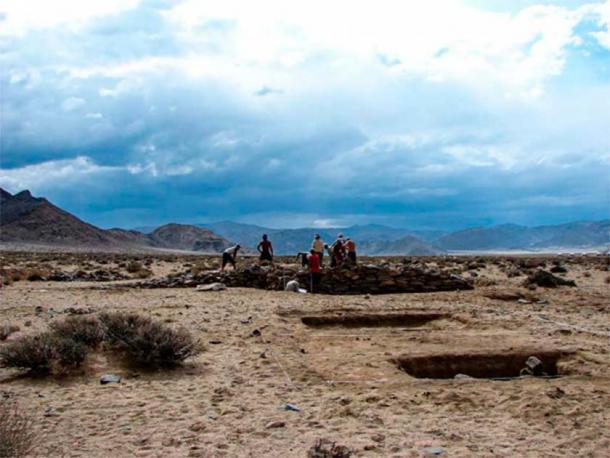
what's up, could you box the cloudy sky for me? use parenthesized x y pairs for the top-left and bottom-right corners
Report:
(1, 0), (608, 229)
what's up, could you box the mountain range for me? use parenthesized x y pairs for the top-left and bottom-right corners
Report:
(1, 188), (608, 254)
(0, 188), (231, 253)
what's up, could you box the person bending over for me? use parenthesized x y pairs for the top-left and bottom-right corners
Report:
(221, 244), (241, 271)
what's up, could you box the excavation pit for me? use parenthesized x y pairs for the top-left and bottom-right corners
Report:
(301, 312), (449, 328)
(394, 349), (564, 379)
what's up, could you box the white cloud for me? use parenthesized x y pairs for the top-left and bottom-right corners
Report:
(0, 156), (121, 190)
(61, 97), (85, 111)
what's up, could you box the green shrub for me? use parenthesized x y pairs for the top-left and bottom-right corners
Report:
(0, 401), (38, 457)
(99, 312), (202, 367)
(50, 316), (104, 348)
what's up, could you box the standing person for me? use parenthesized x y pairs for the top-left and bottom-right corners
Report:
(221, 244), (240, 271)
(311, 234), (325, 266)
(345, 237), (357, 264)
(257, 234), (274, 266)
(330, 233), (346, 268)
(307, 249), (322, 293)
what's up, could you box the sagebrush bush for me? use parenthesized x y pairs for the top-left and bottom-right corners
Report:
(52, 337), (88, 368)
(50, 316), (104, 348)
(0, 401), (38, 457)
(0, 334), (55, 372)
(0, 323), (20, 341)
(125, 261), (143, 273)
(99, 312), (202, 367)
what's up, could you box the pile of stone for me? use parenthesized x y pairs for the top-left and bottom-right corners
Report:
(132, 263), (473, 295)
(44, 269), (128, 282)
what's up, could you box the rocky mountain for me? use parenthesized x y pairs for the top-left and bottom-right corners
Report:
(0, 189), (231, 253)
(202, 221), (444, 255)
(436, 221), (610, 251)
(359, 235), (444, 256)
(1, 189), (120, 247)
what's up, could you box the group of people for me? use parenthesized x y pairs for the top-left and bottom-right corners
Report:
(219, 232), (358, 293)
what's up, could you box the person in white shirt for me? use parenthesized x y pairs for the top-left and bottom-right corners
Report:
(311, 234), (325, 266)
(222, 244), (241, 271)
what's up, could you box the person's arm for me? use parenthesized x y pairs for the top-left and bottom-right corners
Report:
(257, 242), (262, 253)
(269, 242), (273, 256)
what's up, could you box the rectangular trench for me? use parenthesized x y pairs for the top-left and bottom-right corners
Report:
(301, 312), (449, 328)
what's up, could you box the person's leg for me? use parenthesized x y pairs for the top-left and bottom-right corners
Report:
(318, 251), (324, 266)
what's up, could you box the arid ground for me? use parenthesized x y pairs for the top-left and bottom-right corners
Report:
(1, 252), (609, 457)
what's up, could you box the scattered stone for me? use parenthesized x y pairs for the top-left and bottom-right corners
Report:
(423, 447), (447, 456)
(517, 298), (531, 304)
(189, 422), (206, 432)
(250, 328), (262, 337)
(284, 403), (301, 412)
(525, 270), (576, 288)
(100, 374), (121, 385)
(44, 406), (58, 417)
(284, 280), (301, 292)
(454, 373), (473, 380)
(371, 433), (385, 443)
(547, 387), (566, 399)
(265, 420), (286, 429)
(208, 339), (222, 345)
(307, 438), (352, 458)
(520, 356), (547, 376)
(196, 282), (226, 291)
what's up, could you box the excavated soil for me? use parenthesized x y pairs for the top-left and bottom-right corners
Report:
(0, 253), (608, 457)
(393, 349), (566, 379)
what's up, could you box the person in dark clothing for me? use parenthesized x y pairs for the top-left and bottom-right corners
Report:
(307, 249), (322, 293)
(257, 234), (274, 266)
(330, 233), (346, 268)
(222, 244), (241, 271)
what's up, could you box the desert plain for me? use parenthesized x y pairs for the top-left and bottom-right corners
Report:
(0, 252), (609, 457)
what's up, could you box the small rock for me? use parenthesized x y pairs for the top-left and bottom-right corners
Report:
(100, 374), (121, 385)
(196, 282), (226, 292)
(284, 403), (300, 412)
(284, 280), (301, 292)
(423, 447), (447, 456)
(208, 339), (222, 345)
(363, 444), (377, 450)
(371, 433), (385, 443)
(250, 328), (262, 337)
(517, 298), (531, 304)
(265, 420), (286, 429)
(24, 320), (32, 327)
(454, 373), (473, 380)
(44, 406), (58, 417)
(189, 422), (206, 432)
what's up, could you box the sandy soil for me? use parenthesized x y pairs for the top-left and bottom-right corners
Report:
(0, 254), (608, 457)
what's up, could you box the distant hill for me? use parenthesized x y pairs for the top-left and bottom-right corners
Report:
(0, 188), (231, 253)
(359, 235), (444, 256)
(202, 221), (443, 255)
(437, 221), (610, 251)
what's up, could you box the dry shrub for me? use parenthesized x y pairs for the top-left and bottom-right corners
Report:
(52, 337), (88, 368)
(125, 261), (143, 273)
(0, 401), (38, 457)
(99, 312), (202, 367)
(133, 268), (153, 279)
(50, 316), (104, 348)
(0, 324), (20, 341)
(0, 334), (55, 373)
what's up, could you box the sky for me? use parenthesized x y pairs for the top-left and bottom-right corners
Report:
(0, 0), (609, 230)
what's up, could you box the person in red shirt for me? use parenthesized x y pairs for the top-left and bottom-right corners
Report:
(307, 249), (322, 293)
(345, 237), (357, 264)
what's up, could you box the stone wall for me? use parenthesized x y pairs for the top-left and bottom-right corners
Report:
(135, 263), (473, 295)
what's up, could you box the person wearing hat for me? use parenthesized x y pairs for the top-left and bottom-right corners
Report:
(311, 233), (325, 266)
(221, 244), (241, 271)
